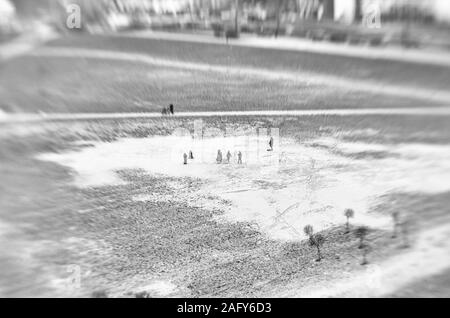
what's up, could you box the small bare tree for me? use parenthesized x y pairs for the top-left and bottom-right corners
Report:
(304, 225), (314, 238)
(309, 233), (325, 262)
(355, 226), (369, 249)
(344, 208), (355, 233)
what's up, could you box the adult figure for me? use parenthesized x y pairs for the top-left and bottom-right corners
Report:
(237, 151), (242, 164)
(226, 151), (232, 163)
(216, 150), (222, 164)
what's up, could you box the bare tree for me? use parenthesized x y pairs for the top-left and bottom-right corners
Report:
(274, 0), (289, 38)
(355, 226), (369, 249)
(309, 233), (325, 261)
(344, 208), (355, 233)
(234, 0), (240, 36)
(275, 0), (282, 38)
(303, 224), (314, 238)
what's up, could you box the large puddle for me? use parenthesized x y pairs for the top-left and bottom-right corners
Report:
(39, 134), (450, 241)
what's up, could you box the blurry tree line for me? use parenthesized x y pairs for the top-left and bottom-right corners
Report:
(7, 0), (449, 32)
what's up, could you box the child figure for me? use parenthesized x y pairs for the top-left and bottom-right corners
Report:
(216, 150), (222, 164)
(237, 151), (242, 164)
(226, 151), (232, 163)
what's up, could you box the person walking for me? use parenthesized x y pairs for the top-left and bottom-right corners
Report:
(183, 153), (188, 165)
(189, 150), (194, 159)
(169, 104), (174, 115)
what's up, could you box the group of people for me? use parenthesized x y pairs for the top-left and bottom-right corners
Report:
(182, 135), (275, 166)
(182, 150), (243, 165)
(216, 150), (243, 164)
(161, 104), (175, 116)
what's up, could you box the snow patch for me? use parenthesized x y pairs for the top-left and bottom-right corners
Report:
(38, 135), (450, 241)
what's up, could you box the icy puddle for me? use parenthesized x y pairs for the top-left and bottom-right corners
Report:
(39, 134), (450, 241)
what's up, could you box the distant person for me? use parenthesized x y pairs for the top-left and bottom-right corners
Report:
(237, 151), (242, 164)
(226, 151), (232, 163)
(183, 153), (188, 165)
(189, 150), (194, 159)
(216, 150), (222, 164)
(169, 104), (174, 115)
(161, 107), (167, 116)
(268, 136), (274, 151)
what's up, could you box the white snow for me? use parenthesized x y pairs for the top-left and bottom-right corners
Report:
(38, 134), (450, 241)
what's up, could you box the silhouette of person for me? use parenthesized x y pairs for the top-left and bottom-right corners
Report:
(189, 150), (194, 159)
(183, 153), (188, 165)
(169, 104), (174, 115)
(162, 107), (167, 116)
(268, 136), (274, 151)
(216, 150), (222, 164)
(226, 151), (232, 163)
(237, 151), (242, 164)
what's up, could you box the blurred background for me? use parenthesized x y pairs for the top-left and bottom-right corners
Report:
(1, 0), (450, 50)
